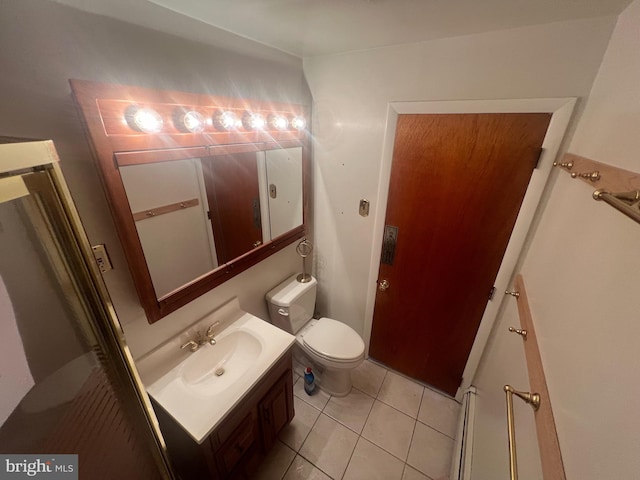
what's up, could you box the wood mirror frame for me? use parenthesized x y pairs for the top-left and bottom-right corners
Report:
(70, 79), (310, 323)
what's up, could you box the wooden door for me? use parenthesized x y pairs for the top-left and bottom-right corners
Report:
(202, 152), (263, 264)
(369, 113), (551, 396)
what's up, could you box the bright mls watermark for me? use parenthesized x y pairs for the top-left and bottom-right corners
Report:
(0, 455), (77, 479)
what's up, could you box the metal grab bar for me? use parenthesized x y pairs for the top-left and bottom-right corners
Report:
(504, 385), (541, 480)
(593, 189), (640, 224)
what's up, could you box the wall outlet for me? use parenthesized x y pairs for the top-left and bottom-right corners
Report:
(92, 244), (113, 273)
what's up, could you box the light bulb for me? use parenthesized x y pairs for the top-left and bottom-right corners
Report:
(291, 116), (306, 131)
(180, 110), (206, 133)
(242, 112), (266, 131)
(126, 106), (163, 133)
(213, 110), (239, 131)
(269, 114), (289, 131)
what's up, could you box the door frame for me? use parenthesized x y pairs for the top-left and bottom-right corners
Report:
(363, 98), (576, 400)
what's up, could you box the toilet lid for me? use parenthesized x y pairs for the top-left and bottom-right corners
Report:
(303, 317), (365, 361)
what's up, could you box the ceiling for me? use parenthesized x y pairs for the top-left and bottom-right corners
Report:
(55, 0), (631, 57)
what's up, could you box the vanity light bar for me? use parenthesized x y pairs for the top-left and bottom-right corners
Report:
(125, 104), (305, 134)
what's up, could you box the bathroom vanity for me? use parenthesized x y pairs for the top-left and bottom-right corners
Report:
(136, 299), (296, 479)
(153, 352), (293, 479)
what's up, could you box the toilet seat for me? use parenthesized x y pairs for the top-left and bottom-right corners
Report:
(302, 317), (365, 363)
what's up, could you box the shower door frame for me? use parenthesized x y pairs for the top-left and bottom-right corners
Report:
(0, 140), (173, 478)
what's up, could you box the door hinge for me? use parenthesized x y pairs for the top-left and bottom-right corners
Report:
(488, 286), (496, 300)
(207, 210), (211, 220)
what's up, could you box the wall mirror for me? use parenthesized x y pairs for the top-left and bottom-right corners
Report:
(70, 80), (310, 323)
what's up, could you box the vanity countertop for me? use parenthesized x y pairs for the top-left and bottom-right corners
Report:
(136, 298), (295, 444)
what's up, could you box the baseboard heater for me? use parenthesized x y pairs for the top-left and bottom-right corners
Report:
(450, 387), (477, 480)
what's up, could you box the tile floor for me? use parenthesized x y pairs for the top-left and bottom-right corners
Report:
(251, 360), (461, 480)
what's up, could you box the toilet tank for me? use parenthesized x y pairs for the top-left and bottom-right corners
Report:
(265, 274), (317, 334)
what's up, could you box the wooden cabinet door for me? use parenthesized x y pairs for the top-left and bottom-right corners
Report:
(258, 371), (294, 451)
(216, 412), (259, 476)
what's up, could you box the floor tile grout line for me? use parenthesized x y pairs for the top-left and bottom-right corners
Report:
(405, 416), (420, 474)
(295, 449), (336, 480)
(404, 423), (446, 480)
(277, 441), (298, 480)
(322, 386), (375, 436)
(375, 395), (421, 420)
(416, 416), (457, 441)
(375, 367), (389, 398)
(291, 387), (340, 479)
(284, 382), (326, 456)
(290, 412), (338, 479)
(339, 434), (361, 480)
(402, 462), (438, 480)
(360, 422), (415, 464)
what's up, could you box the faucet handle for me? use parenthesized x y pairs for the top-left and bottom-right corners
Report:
(206, 321), (220, 338)
(205, 321), (220, 345)
(180, 340), (199, 352)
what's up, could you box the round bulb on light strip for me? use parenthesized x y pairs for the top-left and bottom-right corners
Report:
(269, 114), (289, 131)
(126, 106), (163, 133)
(242, 112), (266, 131)
(213, 110), (239, 131)
(291, 116), (306, 131)
(179, 110), (206, 133)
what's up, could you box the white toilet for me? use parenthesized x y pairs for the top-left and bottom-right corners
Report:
(266, 274), (365, 396)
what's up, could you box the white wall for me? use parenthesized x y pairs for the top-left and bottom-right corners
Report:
(0, 0), (310, 359)
(516, 1), (640, 477)
(303, 16), (616, 335)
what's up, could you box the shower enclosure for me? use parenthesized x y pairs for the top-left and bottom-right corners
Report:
(0, 140), (172, 479)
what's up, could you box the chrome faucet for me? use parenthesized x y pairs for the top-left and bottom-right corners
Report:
(180, 321), (221, 352)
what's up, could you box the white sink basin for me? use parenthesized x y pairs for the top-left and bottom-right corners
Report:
(181, 330), (262, 392)
(136, 298), (295, 444)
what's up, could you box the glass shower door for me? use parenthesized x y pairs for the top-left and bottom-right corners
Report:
(0, 147), (171, 479)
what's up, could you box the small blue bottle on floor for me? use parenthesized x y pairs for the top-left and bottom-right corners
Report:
(304, 367), (315, 395)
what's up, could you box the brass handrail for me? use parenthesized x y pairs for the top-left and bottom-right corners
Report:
(593, 189), (640, 224)
(504, 385), (541, 480)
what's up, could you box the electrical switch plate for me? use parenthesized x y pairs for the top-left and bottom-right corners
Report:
(92, 244), (113, 273)
(359, 199), (370, 217)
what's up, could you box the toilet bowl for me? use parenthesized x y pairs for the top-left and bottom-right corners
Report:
(266, 274), (365, 396)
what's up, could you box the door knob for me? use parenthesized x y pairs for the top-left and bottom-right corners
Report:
(378, 279), (390, 291)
